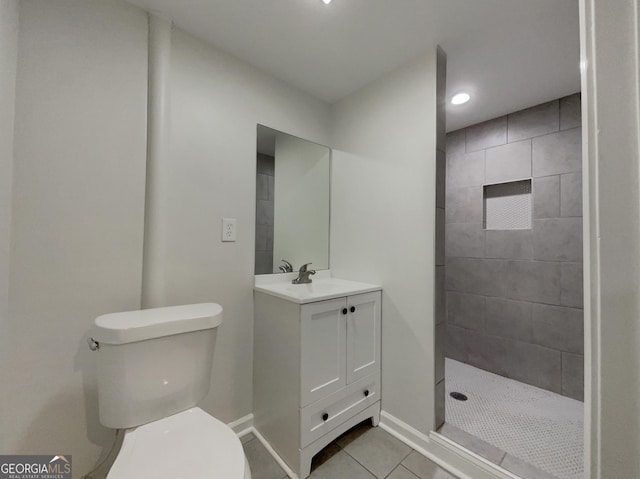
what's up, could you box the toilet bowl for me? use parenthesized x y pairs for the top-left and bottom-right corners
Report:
(107, 408), (250, 479)
(91, 303), (251, 479)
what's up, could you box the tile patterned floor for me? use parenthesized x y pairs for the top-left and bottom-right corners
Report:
(242, 420), (457, 479)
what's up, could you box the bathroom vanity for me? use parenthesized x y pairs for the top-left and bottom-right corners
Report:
(253, 273), (382, 478)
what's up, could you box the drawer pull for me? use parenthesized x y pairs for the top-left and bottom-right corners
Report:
(350, 306), (356, 313)
(364, 389), (369, 397)
(342, 308), (348, 315)
(322, 413), (329, 421)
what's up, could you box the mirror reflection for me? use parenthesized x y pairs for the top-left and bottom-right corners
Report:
(255, 125), (331, 275)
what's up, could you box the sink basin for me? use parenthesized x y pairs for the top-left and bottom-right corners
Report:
(254, 274), (381, 304)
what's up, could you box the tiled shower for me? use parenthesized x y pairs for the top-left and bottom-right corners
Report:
(444, 94), (584, 401)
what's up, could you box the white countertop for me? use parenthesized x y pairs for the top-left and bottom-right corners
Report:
(254, 271), (381, 304)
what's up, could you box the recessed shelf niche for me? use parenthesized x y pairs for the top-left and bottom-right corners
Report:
(483, 179), (532, 230)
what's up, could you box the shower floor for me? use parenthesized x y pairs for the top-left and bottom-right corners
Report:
(444, 358), (584, 479)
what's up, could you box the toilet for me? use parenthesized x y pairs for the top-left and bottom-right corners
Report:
(91, 303), (251, 479)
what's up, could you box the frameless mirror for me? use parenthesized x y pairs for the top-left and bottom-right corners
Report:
(255, 125), (330, 275)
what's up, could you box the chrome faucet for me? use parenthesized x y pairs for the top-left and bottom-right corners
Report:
(292, 263), (316, 284)
(279, 260), (293, 273)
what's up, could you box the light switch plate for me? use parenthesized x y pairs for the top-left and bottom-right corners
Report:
(222, 218), (237, 242)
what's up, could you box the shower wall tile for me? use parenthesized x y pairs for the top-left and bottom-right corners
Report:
(437, 46), (447, 151)
(533, 175), (560, 218)
(561, 172), (583, 217)
(561, 262), (584, 308)
(507, 100), (559, 142)
(532, 304), (584, 354)
(446, 186), (483, 224)
(435, 322), (446, 383)
(505, 260), (561, 304)
(507, 341), (562, 393)
(465, 116), (507, 152)
(485, 298), (533, 342)
(447, 291), (486, 331)
(436, 207), (445, 265)
(255, 224), (269, 251)
(435, 379), (446, 429)
(435, 266), (445, 325)
(255, 251), (273, 275)
(446, 257), (507, 297)
(532, 127), (582, 177)
(484, 230), (533, 260)
(447, 128), (466, 156)
(436, 150), (446, 208)
(533, 218), (583, 262)
(257, 153), (275, 175)
(466, 332), (510, 376)
(484, 139), (532, 184)
(560, 93), (581, 131)
(447, 150), (485, 188)
(256, 199), (274, 225)
(256, 173), (269, 200)
(445, 222), (484, 258)
(562, 352), (584, 401)
(446, 324), (469, 363)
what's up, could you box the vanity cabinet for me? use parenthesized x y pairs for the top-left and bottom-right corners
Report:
(254, 288), (381, 479)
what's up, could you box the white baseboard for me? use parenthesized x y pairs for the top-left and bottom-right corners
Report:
(250, 427), (298, 479)
(228, 413), (254, 436)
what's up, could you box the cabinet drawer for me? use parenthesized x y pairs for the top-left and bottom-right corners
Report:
(300, 374), (380, 448)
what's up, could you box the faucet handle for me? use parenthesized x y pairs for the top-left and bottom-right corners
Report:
(280, 260), (293, 273)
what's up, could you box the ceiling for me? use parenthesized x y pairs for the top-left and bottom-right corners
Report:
(127, 0), (581, 131)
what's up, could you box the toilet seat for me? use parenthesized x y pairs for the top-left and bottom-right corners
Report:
(107, 407), (249, 479)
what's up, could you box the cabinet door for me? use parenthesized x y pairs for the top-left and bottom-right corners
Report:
(346, 291), (381, 384)
(301, 297), (347, 407)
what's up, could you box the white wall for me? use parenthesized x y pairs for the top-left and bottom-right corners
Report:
(0, 0), (19, 454)
(149, 27), (331, 423)
(6, 1), (148, 476)
(581, 0), (640, 477)
(330, 52), (438, 435)
(273, 133), (330, 272)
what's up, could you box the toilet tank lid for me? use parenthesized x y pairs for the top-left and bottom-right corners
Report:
(93, 303), (223, 345)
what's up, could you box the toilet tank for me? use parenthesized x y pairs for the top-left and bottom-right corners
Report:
(92, 303), (223, 429)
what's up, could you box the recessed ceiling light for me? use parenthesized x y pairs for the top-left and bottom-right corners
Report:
(451, 93), (471, 105)
(322, 0), (332, 4)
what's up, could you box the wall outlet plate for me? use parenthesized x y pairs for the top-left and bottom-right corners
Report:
(222, 218), (237, 242)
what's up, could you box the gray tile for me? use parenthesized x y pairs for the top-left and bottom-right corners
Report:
(445, 325), (469, 363)
(435, 322), (446, 383)
(243, 438), (288, 479)
(257, 153), (275, 175)
(435, 266), (445, 324)
(439, 424), (506, 464)
(560, 93), (581, 131)
(561, 262), (583, 308)
(533, 176), (560, 219)
(255, 224), (268, 251)
(436, 208), (445, 265)
(447, 150), (484, 188)
(500, 454), (558, 479)
(508, 100), (559, 143)
(266, 226), (273, 251)
(446, 291), (485, 331)
(445, 223), (484, 258)
(446, 257), (507, 297)
(267, 175), (275, 201)
(532, 303), (584, 354)
(437, 47), (447, 151)
(485, 140), (532, 184)
(505, 260), (561, 304)
(309, 450), (375, 479)
(466, 332), (510, 376)
(532, 128), (582, 177)
(255, 251), (273, 275)
(435, 379), (445, 430)
(562, 352), (584, 401)
(561, 172), (582, 217)
(446, 129), (466, 156)
(256, 199), (274, 226)
(342, 427), (412, 478)
(533, 218), (583, 262)
(256, 173), (269, 200)
(387, 465), (421, 479)
(436, 150), (446, 209)
(240, 432), (256, 444)
(402, 451), (457, 479)
(466, 116), (507, 152)
(485, 297), (533, 342)
(446, 186), (483, 224)
(507, 341), (562, 393)
(484, 230), (533, 260)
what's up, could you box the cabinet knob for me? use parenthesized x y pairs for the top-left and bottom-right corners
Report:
(350, 306), (356, 313)
(364, 389), (369, 397)
(322, 413), (329, 421)
(342, 308), (348, 315)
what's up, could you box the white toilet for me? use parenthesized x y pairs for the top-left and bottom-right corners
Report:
(91, 303), (251, 479)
